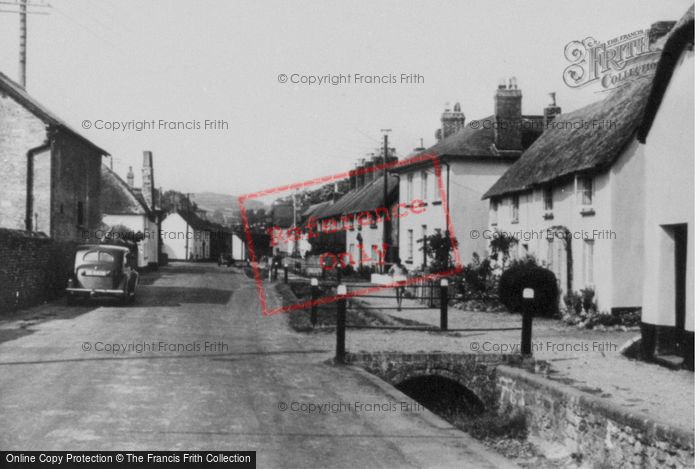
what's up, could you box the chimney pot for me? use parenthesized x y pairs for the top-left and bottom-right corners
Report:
(127, 166), (134, 188)
(544, 92), (562, 125)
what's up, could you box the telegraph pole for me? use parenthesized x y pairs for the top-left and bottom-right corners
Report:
(0, 0), (50, 88)
(19, 0), (26, 87)
(381, 129), (391, 272)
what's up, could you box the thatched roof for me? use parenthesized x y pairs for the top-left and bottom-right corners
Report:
(315, 175), (399, 219)
(483, 76), (655, 199)
(639, 5), (694, 143)
(301, 200), (332, 221)
(100, 165), (151, 216)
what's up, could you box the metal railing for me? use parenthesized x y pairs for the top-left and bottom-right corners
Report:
(277, 270), (535, 364)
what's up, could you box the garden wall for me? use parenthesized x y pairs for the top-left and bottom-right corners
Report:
(0, 228), (77, 314)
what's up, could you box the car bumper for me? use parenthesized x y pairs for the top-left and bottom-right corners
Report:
(66, 288), (125, 296)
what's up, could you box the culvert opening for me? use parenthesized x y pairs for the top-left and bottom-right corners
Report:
(396, 375), (528, 441)
(395, 375), (485, 419)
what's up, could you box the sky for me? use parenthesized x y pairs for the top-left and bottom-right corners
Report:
(0, 0), (693, 198)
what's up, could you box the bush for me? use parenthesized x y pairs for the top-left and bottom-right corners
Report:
(461, 253), (498, 300)
(498, 257), (559, 317)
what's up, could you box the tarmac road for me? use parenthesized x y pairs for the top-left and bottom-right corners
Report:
(0, 263), (513, 469)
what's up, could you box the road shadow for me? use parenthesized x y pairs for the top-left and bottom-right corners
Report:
(135, 285), (233, 306)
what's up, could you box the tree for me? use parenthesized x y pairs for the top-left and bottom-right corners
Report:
(161, 190), (198, 213)
(420, 230), (458, 273)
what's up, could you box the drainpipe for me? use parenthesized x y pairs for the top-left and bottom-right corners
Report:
(25, 140), (51, 231)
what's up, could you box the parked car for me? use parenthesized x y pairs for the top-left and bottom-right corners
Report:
(66, 244), (139, 305)
(218, 253), (235, 267)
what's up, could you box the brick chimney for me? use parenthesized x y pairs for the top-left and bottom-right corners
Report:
(494, 77), (522, 151)
(364, 158), (375, 185)
(355, 159), (365, 188)
(544, 92), (562, 125)
(126, 166), (134, 188)
(142, 151), (155, 211)
(441, 102), (465, 139)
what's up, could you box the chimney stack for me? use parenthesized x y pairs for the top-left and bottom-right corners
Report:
(355, 159), (365, 188)
(544, 92), (562, 125)
(142, 151), (155, 211)
(441, 102), (465, 139)
(126, 166), (134, 188)
(494, 77), (522, 151)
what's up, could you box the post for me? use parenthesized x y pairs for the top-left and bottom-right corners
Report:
(381, 129), (391, 272)
(521, 288), (534, 356)
(283, 264), (288, 284)
(336, 265), (341, 285)
(273, 261), (278, 280)
(440, 278), (448, 331)
(335, 284), (347, 364)
(19, 0), (27, 88)
(310, 278), (319, 328)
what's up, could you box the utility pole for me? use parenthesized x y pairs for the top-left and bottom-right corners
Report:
(0, 0), (50, 88)
(19, 0), (26, 87)
(381, 129), (391, 272)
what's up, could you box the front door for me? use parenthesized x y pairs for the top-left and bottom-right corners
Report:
(673, 224), (688, 346)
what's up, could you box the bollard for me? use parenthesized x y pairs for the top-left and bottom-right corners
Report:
(335, 284), (347, 364)
(440, 279), (448, 331)
(284, 265), (288, 284)
(273, 262), (278, 281)
(336, 266), (342, 285)
(521, 288), (534, 356)
(310, 278), (319, 328)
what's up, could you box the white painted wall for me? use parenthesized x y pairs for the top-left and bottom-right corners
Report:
(398, 159), (512, 272)
(161, 213), (210, 261)
(640, 49), (694, 331)
(343, 216), (387, 269)
(491, 167), (629, 313)
(232, 233), (246, 260)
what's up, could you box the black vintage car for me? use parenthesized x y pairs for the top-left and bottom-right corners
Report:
(66, 245), (139, 305)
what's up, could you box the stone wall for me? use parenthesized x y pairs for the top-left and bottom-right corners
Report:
(344, 352), (524, 411)
(0, 228), (77, 314)
(344, 351), (694, 468)
(497, 366), (694, 468)
(0, 91), (47, 230)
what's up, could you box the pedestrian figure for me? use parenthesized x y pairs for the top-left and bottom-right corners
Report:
(388, 258), (408, 311)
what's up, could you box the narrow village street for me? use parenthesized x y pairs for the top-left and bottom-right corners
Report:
(0, 263), (513, 469)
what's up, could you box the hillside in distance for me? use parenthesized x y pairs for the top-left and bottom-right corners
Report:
(191, 192), (267, 225)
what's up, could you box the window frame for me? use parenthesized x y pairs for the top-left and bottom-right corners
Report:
(510, 195), (519, 223)
(489, 198), (499, 226)
(420, 170), (428, 201)
(576, 175), (594, 207)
